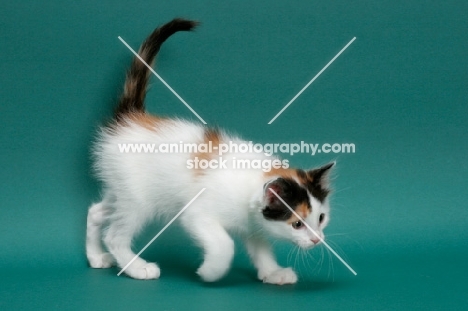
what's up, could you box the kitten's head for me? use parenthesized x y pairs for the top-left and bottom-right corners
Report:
(258, 162), (334, 249)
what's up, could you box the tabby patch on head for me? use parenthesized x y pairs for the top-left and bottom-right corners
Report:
(262, 162), (334, 221)
(262, 178), (310, 221)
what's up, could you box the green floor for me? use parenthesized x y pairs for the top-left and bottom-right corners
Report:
(1, 1), (467, 310)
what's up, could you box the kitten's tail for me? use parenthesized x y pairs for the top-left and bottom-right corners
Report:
(115, 18), (198, 119)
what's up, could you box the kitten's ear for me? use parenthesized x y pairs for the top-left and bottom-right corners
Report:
(307, 162), (335, 201)
(262, 178), (292, 221)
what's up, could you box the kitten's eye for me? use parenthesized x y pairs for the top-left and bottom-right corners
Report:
(292, 221), (303, 229)
(319, 213), (325, 224)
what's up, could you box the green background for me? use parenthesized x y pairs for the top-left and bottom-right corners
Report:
(1, 0), (467, 310)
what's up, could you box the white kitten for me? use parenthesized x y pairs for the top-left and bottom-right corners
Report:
(86, 18), (335, 285)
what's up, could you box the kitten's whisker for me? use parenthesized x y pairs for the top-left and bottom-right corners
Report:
(327, 239), (352, 264)
(294, 245), (300, 270)
(314, 247), (323, 274)
(331, 186), (353, 195)
(312, 246), (322, 275)
(302, 248), (313, 279)
(309, 250), (317, 274)
(304, 252), (313, 277)
(326, 232), (350, 237)
(316, 245), (324, 275)
(327, 247), (336, 282)
(287, 245), (296, 266)
(327, 232), (364, 251)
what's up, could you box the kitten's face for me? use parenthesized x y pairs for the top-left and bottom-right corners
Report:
(259, 163), (334, 249)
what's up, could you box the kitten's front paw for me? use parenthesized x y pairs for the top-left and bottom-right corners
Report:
(261, 267), (297, 285)
(88, 253), (114, 268)
(197, 263), (229, 282)
(125, 263), (161, 280)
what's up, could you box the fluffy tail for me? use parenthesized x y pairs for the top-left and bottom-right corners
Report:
(115, 18), (198, 119)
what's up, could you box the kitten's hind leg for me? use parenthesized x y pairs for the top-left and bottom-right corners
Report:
(181, 216), (234, 282)
(86, 201), (114, 268)
(103, 213), (160, 280)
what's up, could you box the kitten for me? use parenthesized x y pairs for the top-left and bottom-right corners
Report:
(86, 18), (335, 285)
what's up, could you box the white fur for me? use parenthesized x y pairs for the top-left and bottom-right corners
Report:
(86, 118), (330, 284)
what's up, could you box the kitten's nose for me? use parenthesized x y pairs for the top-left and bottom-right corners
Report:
(311, 237), (321, 245)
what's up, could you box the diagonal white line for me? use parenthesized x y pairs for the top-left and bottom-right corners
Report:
(117, 188), (206, 276)
(268, 188), (357, 276)
(118, 36), (207, 125)
(268, 37), (356, 124)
